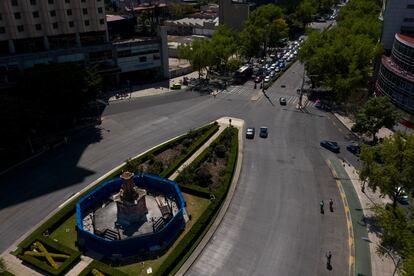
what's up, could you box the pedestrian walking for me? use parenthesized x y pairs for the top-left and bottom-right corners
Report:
(329, 199), (334, 212)
(320, 200), (324, 214)
(326, 251), (332, 270)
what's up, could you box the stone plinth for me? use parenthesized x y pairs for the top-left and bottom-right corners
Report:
(115, 172), (148, 226)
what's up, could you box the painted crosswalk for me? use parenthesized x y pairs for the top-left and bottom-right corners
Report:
(272, 95), (315, 107)
(221, 85), (250, 95)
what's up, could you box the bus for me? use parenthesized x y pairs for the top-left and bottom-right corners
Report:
(233, 65), (253, 84)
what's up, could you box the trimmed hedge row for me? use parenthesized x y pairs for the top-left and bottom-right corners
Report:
(18, 236), (81, 276)
(157, 127), (239, 275)
(15, 122), (219, 275)
(0, 271), (16, 276)
(176, 126), (237, 196)
(160, 123), (219, 178)
(78, 260), (128, 276)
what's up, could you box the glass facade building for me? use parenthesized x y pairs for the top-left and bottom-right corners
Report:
(377, 33), (414, 114)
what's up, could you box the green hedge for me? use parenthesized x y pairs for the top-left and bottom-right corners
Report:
(18, 236), (81, 276)
(157, 127), (239, 275)
(160, 123), (219, 178)
(78, 260), (128, 276)
(0, 271), (16, 276)
(15, 204), (76, 256)
(15, 122), (219, 266)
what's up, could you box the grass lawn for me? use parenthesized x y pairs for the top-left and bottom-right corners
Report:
(117, 193), (210, 275)
(49, 213), (78, 250)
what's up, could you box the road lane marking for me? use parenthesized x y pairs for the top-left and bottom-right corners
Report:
(326, 159), (355, 276)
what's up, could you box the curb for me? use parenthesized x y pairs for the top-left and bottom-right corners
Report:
(326, 158), (372, 276)
(176, 118), (244, 276)
(1, 128), (198, 257)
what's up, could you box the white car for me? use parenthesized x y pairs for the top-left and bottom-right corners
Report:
(245, 127), (255, 139)
(264, 76), (271, 83)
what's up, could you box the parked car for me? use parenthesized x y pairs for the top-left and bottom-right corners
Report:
(279, 97), (287, 105)
(320, 140), (340, 153)
(264, 76), (271, 83)
(170, 83), (181, 90)
(346, 144), (361, 155)
(259, 126), (268, 138)
(396, 187), (409, 204)
(246, 127), (255, 139)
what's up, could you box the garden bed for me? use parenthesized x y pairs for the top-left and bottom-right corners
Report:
(18, 237), (81, 276)
(157, 126), (239, 275)
(14, 122), (219, 272)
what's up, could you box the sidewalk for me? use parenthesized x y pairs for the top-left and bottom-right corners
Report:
(332, 112), (397, 275)
(108, 71), (199, 102)
(333, 113), (394, 140)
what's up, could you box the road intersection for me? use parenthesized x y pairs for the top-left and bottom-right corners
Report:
(1, 60), (362, 275)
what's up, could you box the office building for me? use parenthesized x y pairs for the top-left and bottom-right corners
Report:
(377, 33), (414, 120)
(380, 0), (414, 51)
(0, 0), (168, 88)
(219, 0), (250, 31)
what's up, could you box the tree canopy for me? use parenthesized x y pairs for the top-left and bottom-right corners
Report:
(240, 4), (288, 57)
(299, 0), (382, 103)
(178, 25), (239, 76)
(374, 205), (414, 275)
(359, 132), (414, 209)
(351, 97), (400, 142)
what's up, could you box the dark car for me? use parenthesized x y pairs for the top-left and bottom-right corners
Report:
(246, 127), (255, 139)
(320, 140), (340, 153)
(346, 144), (360, 155)
(259, 126), (268, 138)
(279, 97), (287, 105)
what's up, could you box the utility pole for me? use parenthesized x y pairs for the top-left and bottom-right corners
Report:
(298, 63), (306, 108)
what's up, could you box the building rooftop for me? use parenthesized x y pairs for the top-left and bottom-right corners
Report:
(382, 56), (414, 82)
(165, 17), (218, 27)
(396, 33), (414, 48)
(106, 14), (127, 22)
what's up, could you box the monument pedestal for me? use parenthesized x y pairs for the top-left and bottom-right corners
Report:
(115, 172), (148, 227)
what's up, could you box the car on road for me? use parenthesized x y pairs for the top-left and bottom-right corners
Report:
(264, 76), (271, 83)
(259, 126), (268, 138)
(346, 144), (360, 155)
(320, 140), (340, 153)
(246, 127), (255, 139)
(279, 97), (287, 105)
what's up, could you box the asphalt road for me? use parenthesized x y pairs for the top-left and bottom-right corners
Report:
(0, 61), (358, 275)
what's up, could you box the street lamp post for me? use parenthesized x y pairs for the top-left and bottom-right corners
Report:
(361, 237), (401, 276)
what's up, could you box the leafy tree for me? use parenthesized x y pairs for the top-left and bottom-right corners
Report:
(299, 0), (382, 103)
(240, 4), (288, 57)
(209, 25), (239, 72)
(294, 0), (317, 28)
(194, 165), (212, 187)
(359, 132), (414, 209)
(374, 206), (414, 275)
(178, 39), (213, 79)
(351, 97), (400, 142)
